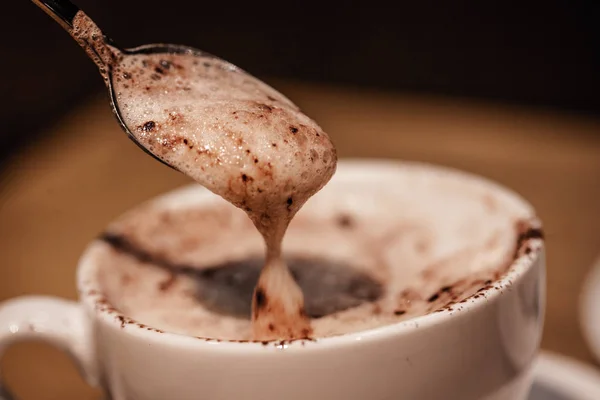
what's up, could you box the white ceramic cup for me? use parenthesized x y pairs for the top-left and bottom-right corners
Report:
(0, 160), (545, 400)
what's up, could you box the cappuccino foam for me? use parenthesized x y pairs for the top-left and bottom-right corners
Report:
(89, 165), (537, 340)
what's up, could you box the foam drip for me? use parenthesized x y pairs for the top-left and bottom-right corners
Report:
(109, 44), (337, 340)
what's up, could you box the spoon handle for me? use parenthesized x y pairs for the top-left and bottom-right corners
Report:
(31, 0), (80, 30)
(31, 0), (121, 73)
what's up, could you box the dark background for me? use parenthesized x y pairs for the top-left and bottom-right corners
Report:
(1, 0), (598, 167)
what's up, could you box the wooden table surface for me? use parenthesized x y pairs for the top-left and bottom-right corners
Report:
(1, 81), (599, 399)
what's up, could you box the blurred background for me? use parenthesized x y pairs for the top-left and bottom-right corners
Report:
(0, 0), (599, 398)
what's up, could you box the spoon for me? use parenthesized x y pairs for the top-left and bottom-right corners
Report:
(31, 0), (226, 171)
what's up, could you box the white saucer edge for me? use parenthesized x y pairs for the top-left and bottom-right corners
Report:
(533, 350), (600, 400)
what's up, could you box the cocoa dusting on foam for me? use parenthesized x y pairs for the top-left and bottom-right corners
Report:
(72, 13), (543, 341)
(88, 170), (542, 341)
(71, 12), (336, 340)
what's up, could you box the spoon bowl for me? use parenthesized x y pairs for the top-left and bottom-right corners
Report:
(108, 43), (223, 171)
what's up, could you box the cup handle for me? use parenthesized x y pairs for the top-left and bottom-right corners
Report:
(0, 296), (97, 399)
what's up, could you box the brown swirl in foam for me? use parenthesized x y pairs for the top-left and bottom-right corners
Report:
(99, 232), (383, 321)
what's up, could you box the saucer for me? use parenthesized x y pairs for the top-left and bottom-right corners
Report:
(580, 255), (600, 364)
(528, 351), (600, 400)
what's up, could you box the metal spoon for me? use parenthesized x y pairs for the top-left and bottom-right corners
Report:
(30, 0), (226, 171)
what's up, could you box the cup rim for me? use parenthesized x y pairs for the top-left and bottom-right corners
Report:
(76, 158), (544, 352)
